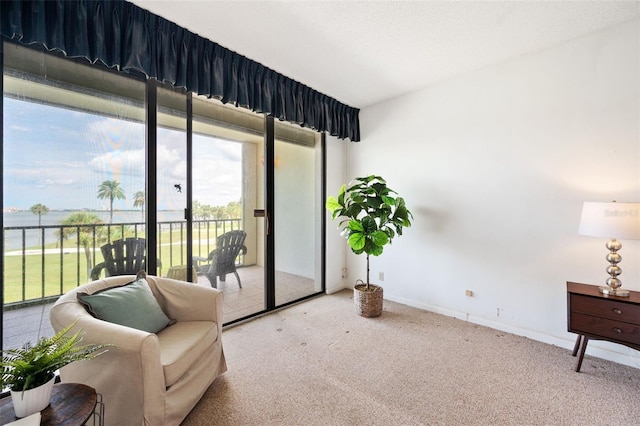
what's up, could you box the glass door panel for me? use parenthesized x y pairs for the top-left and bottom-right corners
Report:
(156, 87), (188, 278)
(192, 98), (265, 323)
(273, 122), (323, 305)
(2, 43), (146, 350)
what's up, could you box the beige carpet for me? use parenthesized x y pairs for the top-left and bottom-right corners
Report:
(182, 290), (640, 426)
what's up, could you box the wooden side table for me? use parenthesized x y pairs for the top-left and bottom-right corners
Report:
(567, 281), (640, 372)
(0, 383), (103, 426)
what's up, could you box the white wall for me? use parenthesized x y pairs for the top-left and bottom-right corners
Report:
(347, 19), (640, 367)
(325, 135), (349, 294)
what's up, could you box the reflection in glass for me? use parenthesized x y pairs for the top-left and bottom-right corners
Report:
(2, 43), (145, 350)
(274, 122), (323, 305)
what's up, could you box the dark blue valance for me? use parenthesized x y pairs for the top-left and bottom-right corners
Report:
(0, 0), (360, 141)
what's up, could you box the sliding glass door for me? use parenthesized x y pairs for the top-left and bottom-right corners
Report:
(192, 97), (266, 323)
(2, 42), (146, 349)
(1, 41), (325, 351)
(273, 123), (323, 305)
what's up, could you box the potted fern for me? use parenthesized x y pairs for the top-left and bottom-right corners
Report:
(1, 321), (110, 418)
(326, 175), (413, 317)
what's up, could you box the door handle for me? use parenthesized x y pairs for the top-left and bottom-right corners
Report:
(253, 209), (270, 235)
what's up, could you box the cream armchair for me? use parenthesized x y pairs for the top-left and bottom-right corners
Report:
(49, 275), (227, 426)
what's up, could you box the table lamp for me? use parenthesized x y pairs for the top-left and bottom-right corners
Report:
(578, 201), (640, 297)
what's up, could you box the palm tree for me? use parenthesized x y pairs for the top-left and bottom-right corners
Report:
(58, 212), (105, 278)
(133, 191), (145, 221)
(97, 180), (126, 223)
(29, 203), (49, 227)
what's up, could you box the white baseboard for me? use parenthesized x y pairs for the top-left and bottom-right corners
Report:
(386, 294), (640, 370)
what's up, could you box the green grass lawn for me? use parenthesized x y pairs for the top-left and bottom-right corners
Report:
(3, 228), (220, 304)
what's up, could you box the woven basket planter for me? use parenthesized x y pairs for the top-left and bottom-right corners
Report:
(354, 283), (383, 317)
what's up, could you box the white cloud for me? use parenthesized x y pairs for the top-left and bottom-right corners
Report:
(88, 148), (146, 177)
(6, 111), (243, 210)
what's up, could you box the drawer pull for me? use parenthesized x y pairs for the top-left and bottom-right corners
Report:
(612, 308), (622, 315)
(613, 327), (622, 334)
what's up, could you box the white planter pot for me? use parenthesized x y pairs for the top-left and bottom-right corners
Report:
(10, 375), (55, 418)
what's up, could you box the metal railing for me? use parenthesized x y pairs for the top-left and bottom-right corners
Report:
(3, 218), (241, 309)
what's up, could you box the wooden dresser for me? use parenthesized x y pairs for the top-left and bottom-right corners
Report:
(567, 281), (640, 372)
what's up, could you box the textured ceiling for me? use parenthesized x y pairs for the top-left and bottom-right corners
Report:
(130, 1), (639, 109)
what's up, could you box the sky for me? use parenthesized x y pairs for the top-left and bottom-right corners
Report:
(3, 97), (242, 211)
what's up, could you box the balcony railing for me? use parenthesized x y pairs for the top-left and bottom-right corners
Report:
(3, 218), (241, 309)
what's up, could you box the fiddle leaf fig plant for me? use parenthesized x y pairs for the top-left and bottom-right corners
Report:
(326, 175), (413, 289)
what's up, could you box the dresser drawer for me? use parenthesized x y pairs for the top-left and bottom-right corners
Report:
(570, 312), (640, 346)
(570, 294), (640, 323)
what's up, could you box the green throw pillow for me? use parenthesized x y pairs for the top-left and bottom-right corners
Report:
(78, 278), (171, 333)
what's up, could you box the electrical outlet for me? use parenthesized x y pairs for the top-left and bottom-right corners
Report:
(379, 272), (384, 281)
(342, 268), (348, 279)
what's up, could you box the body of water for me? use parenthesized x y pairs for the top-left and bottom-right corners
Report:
(3, 210), (185, 251)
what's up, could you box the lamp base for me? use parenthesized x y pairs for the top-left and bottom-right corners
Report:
(599, 286), (630, 297)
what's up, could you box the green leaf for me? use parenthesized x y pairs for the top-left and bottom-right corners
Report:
(325, 196), (340, 213)
(386, 228), (396, 240)
(348, 219), (364, 232)
(337, 184), (346, 205)
(351, 193), (365, 205)
(348, 232), (366, 251)
(344, 204), (362, 219)
(369, 244), (384, 256)
(367, 196), (383, 209)
(371, 182), (386, 195)
(370, 230), (389, 246)
(381, 195), (395, 206)
(352, 246), (365, 255)
(361, 216), (377, 234)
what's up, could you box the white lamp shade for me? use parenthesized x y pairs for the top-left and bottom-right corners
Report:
(579, 202), (640, 240)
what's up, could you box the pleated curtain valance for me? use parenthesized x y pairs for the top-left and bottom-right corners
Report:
(0, 0), (360, 141)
